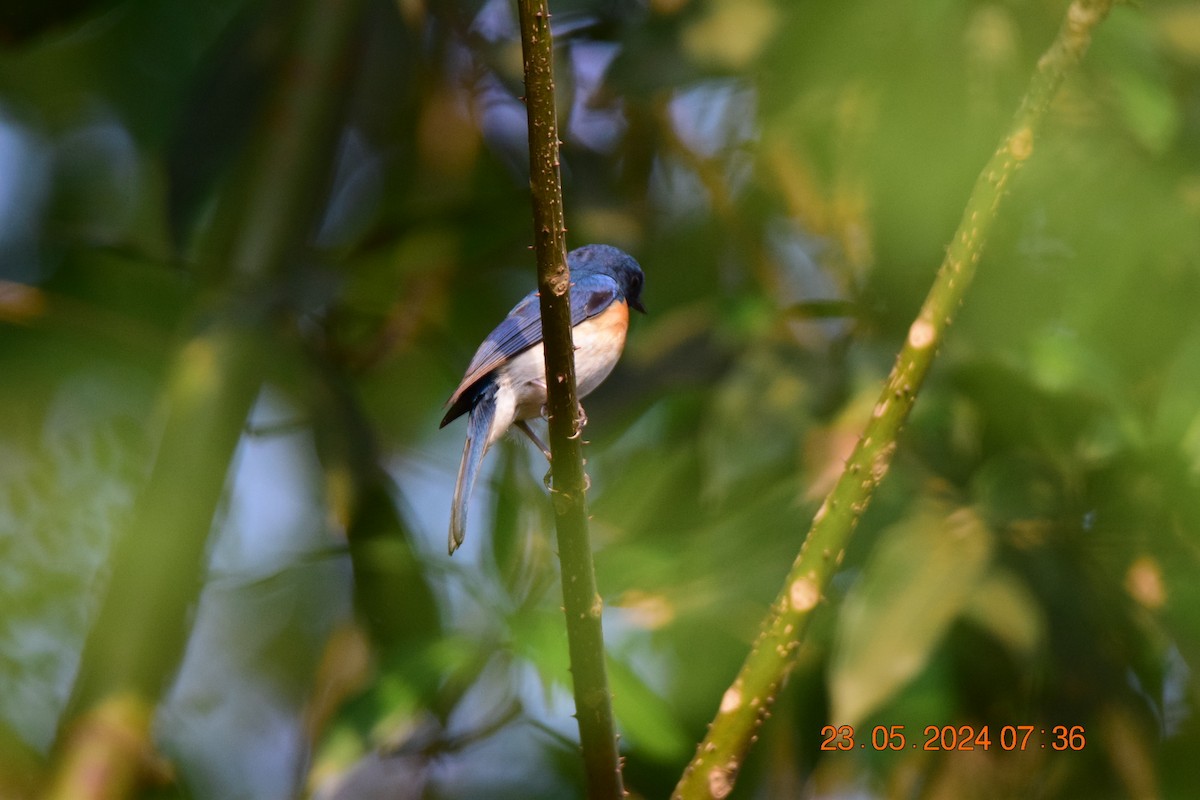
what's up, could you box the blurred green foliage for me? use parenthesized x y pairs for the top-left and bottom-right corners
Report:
(2, 0), (1200, 798)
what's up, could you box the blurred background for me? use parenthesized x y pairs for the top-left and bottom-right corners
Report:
(2, 0), (1200, 797)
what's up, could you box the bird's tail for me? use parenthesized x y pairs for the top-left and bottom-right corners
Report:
(449, 383), (497, 554)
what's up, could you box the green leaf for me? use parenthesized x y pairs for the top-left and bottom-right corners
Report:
(607, 655), (689, 764)
(963, 571), (1044, 658)
(829, 503), (993, 726)
(1109, 66), (1180, 154)
(1154, 329), (1200, 471)
(1091, 7), (1182, 154)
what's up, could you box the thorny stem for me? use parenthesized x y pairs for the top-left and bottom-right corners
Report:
(672, 2), (1116, 798)
(516, 1), (625, 798)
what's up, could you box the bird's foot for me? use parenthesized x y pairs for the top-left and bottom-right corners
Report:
(516, 420), (552, 462)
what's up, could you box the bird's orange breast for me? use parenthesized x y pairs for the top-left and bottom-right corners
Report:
(572, 300), (629, 398)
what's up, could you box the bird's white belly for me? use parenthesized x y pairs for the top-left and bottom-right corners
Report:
(573, 302), (630, 397)
(491, 302), (630, 445)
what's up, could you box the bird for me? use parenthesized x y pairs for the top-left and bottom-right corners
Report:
(441, 244), (645, 554)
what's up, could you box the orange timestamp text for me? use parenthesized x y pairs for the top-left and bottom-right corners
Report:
(820, 724), (1086, 752)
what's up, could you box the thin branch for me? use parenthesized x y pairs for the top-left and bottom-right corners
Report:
(516, 1), (625, 798)
(672, 1), (1116, 797)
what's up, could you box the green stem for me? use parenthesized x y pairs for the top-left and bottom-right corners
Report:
(52, 0), (367, 795)
(673, 1), (1115, 797)
(516, 1), (625, 798)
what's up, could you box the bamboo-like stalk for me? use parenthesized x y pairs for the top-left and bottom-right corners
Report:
(516, 1), (625, 797)
(48, 0), (367, 796)
(673, 1), (1116, 797)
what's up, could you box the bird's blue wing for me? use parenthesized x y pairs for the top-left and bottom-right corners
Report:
(443, 272), (619, 419)
(457, 291), (542, 391)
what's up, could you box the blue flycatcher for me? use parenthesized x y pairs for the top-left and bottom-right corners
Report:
(441, 244), (645, 553)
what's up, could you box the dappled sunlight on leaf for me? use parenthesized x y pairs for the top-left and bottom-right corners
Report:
(830, 504), (993, 727)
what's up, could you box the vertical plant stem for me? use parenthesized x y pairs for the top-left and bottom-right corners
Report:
(516, 1), (625, 798)
(673, 1), (1115, 798)
(50, 0), (367, 796)
(47, 325), (260, 800)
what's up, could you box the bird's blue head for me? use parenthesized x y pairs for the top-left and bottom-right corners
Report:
(568, 244), (646, 313)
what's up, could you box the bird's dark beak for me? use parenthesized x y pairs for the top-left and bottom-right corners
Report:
(630, 298), (646, 314)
